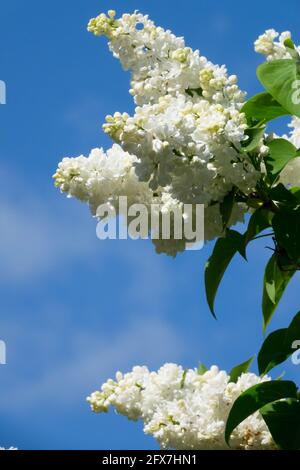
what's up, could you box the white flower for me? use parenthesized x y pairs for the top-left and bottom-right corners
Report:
(55, 11), (262, 255)
(87, 363), (275, 450)
(103, 94), (257, 201)
(54, 144), (152, 215)
(88, 12), (245, 106)
(90, 11), (259, 204)
(254, 29), (293, 61)
(54, 144), (247, 256)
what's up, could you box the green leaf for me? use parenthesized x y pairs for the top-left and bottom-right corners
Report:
(244, 207), (272, 248)
(220, 189), (236, 229)
(180, 369), (187, 389)
(284, 38), (295, 49)
(283, 38), (300, 62)
(261, 399), (300, 450)
(284, 38), (296, 51)
(258, 311), (300, 375)
(264, 255), (277, 304)
(269, 183), (299, 205)
(185, 87), (203, 97)
(266, 138), (298, 175)
(205, 230), (245, 318)
(290, 186), (300, 200)
(258, 329), (288, 375)
(257, 59), (300, 118)
(272, 207), (300, 261)
(225, 380), (298, 445)
(241, 92), (289, 123)
(229, 357), (254, 383)
(241, 126), (265, 152)
(197, 363), (208, 375)
(262, 254), (295, 330)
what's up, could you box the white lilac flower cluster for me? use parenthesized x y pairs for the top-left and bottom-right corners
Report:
(54, 145), (152, 216)
(55, 10), (257, 255)
(254, 29), (297, 61)
(87, 363), (275, 450)
(54, 144), (246, 255)
(89, 10), (258, 200)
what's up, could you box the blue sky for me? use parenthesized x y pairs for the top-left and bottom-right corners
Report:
(1, 0), (300, 450)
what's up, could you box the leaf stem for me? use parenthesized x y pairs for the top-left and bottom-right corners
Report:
(252, 232), (274, 241)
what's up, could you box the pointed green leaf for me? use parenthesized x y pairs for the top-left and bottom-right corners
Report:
(197, 363), (208, 375)
(262, 254), (295, 330)
(205, 230), (245, 318)
(241, 92), (289, 123)
(269, 183), (299, 205)
(264, 255), (277, 304)
(283, 38), (300, 62)
(220, 188), (236, 229)
(229, 357), (254, 383)
(261, 399), (300, 450)
(241, 126), (265, 152)
(225, 380), (298, 445)
(244, 207), (272, 251)
(258, 329), (288, 375)
(180, 369), (187, 389)
(272, 207), (300, 261)
(258, 311), (300, 375)
(284, 38), (296, 50)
